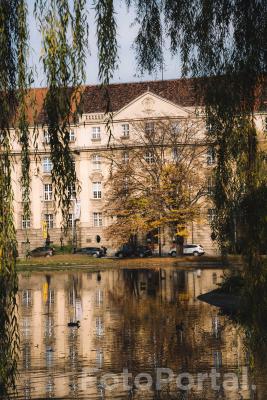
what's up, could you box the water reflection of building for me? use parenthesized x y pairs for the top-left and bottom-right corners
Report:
(16, 268), (254, 399)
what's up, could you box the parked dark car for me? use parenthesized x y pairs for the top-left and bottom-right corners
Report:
(115, 244), (152, 258)
(75, 247), (105, 258)
(28, 246), (55, 257)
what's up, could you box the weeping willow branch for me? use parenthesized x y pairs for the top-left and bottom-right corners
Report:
(94, 0), (118, 145)
(0, 1), (29, 396)
(17, 0), (32, 246)
(34, 0), (88, 226)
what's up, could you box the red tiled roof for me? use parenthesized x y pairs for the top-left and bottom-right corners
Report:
(26, 76), (267, 124)
(81, 78), (203, 114)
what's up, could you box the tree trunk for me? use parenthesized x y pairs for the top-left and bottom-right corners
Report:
(176, 235), (184, 257)
(158, 227), (162, 257)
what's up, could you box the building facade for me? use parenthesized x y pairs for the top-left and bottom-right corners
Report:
(11, 79), (267, 256)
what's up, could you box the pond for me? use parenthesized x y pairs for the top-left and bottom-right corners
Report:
(14, 266), (266, 399)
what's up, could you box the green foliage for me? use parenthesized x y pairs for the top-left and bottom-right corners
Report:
(34, 0), (88, 226)
(0, 3), (27, 395)
(0, 1), (88, 396)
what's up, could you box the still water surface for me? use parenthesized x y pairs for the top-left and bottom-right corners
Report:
(15, 266), (266, 399)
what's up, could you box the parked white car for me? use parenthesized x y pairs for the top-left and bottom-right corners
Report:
(169, 244), (205, 257)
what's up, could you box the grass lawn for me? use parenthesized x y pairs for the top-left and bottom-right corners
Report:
(16, 253), (242, 271)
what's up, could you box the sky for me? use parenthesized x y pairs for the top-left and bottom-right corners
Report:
(28, 1), (181, 87)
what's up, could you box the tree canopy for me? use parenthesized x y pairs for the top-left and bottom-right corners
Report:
(105, 118), (207, 253)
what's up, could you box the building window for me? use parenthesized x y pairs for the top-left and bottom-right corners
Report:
(22, 290), (32, 307)
(213, 351), (222, 368)
(68, 129), (75, 142)
(96, 316), (104, 337)
(172, 147), (180, 161)
(207, 147), (216, 165)
(264, 116), (267, 132)
(92, 154), (101, 169)
(208, 208), (216, 222)
(68, 214), (74, 228)
(45, 214), (54, 229)
(207, 177), (215, 195)
(124, 177), (129, 192)
(93, 212), (103, 227)
(122, 123), (130, 138)
(122, 151), (129, 163)
(95, 289), (103, 307)
(206, 119), (219, 133)
(68, 184), (76, 200)
(212, 316), (220, 338)
(43, 130), (50, 144)
(43, 157), (53, 173)
(171, 121), (181, 135)
(48, 289), (55, 305)
(93, 182), (102, 199)
(92, 126), (101, 140)
(96, 349), (104, 368)
(145, 121), (155, 136)
(44, 183), (53, 201)
(144, 151), (155, 164)
(22, 215), (30, 229)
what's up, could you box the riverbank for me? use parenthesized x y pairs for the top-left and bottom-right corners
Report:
(16, 253), (242, 271)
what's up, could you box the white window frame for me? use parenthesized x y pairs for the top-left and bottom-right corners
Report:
(68, 214), (74, 228)
(207, 147), (216, 165)
(96, 316), (104, 337)
(207, 177), (215, 195)
(93, 212), (103, 227)
(208, 208), (216, 223)
(43, 130), (50, 144)
(93, 182), (102, 199)
(122, 123), (130, 138)
(145, 121), (155, 136)
(43, 157), (53, 173)
(68, 184), (76, 200)
(22, 290), (32, 306)
(22, 216), (30, 229)
(68, 129), (75, 142)
(124, 177), (129, 192)
(171, 121), (181, 135)
(45, 214), (54, 229)
(92, 126), (101, 140)
(145, 151), (155, 164)
(44, 184), (53, 201)
(92, 154), (101, 170)
(122, 151), (129, 163)
(172, 147), (180, 161)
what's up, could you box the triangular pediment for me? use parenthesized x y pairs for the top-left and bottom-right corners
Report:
(113, 91), (192, 121)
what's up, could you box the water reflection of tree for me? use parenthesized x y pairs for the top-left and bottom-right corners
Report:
(0, 271), (19, 399)
(106, 269), (239, 398)
(228, 277), (267, 398)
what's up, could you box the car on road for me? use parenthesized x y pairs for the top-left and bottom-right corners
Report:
(75, 247), (105, 258)
(28, 246), (55, 257)
(115, 245), (152, 258)
(169, 244), (205, 257)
